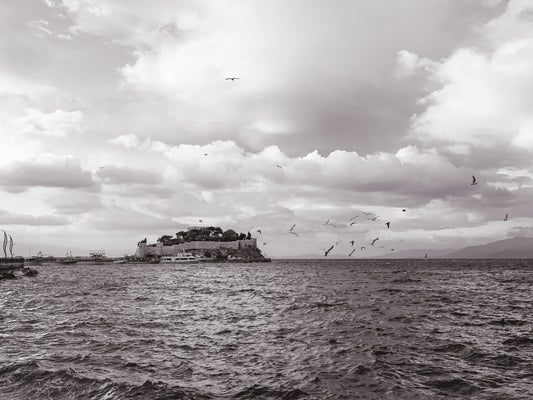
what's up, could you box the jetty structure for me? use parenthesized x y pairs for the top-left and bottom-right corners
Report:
(135, 226), (270, 262)
(0, 231), (37, 279)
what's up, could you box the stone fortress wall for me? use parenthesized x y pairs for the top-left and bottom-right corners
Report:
(136, 239), (257, 258)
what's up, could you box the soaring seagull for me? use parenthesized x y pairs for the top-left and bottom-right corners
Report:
(348, 249), (356, 257)
(360, 246), (366, 250)
(289, 224), (296, 232)
(471, 175), (478, 185)
(324, 245), (334, 256)
(371, 237), (379, 246)
(225, 77), (239, 81)
(385, 222), (390, 229)
(349, 240), (355, 246)
(504, 214), (508, 221)
(289, 231), (299, 237)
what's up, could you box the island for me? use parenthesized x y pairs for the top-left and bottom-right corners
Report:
(134, 226), (270, 263)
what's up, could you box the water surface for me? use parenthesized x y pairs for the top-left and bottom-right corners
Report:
(1, 259), (532, 399)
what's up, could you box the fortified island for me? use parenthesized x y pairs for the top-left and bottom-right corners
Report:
(135, 226), (270, 262)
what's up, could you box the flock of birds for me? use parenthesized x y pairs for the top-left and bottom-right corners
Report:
(244, 174), (511, 258)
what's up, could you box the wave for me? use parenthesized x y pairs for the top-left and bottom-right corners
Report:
(0, 361), (212, 400)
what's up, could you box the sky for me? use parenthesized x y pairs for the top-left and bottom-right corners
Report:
(1, 0), (533, 258)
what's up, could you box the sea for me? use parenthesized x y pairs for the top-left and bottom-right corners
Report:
(1, 259), (532, 399)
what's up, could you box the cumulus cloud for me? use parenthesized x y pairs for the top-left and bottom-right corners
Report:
(408, 0), (533, 151)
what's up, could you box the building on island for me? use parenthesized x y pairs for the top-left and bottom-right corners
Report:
(135, 226), (267, 261)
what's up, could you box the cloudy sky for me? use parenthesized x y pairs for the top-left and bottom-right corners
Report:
(1, 0), (533, 257)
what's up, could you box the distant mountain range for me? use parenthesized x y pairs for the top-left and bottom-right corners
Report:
(282, 237), (533, 259)
(373, 237), (533, 259)
(444, 237), (533, 259)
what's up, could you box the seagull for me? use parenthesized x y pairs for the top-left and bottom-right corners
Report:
(424, 253), (428, 259)
(256, 229), (262, 234)
(471, 175), (478, 185)
(349, 221), (357, 226)
(199, 219), (203, 223)
(349, 215), (359, 220)
(276, 164), (283, 169)
(225, 77), (239, 81)
(390, 248), (395, 252)
(371, 237), (379, 246)
(385, 222), (390, 229)
(360, 246), (366, 250)
(289, 231), (299, 237)
(324, 245), (334, 256)
(204, 153), (208, 156)
(289, 224), (296, 232)
(348, 249), (355, 257)
(402, 209), (406, 212)
(323, 219), (330, 226)
(263, 242), (267, 245)
(349, 240), (355, 246)
(504, 214), (508, 221)
(370, 216), (378, 221)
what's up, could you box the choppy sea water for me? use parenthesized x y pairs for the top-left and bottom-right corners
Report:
(1, 259), (532, 399)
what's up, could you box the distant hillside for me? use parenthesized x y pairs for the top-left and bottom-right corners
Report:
(372, 248), (455, 259)
(445, 237), (533, 259)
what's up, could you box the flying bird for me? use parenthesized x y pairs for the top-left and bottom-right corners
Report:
(402, 209), (406, 212)
(385, 222), (390, 229)
(370, 216), (379, 221)
(349, 240), (355, 246)
(471, 175), (478, 185)
(323, 219), (330, 226)
(263, 242), (267, 245)
(360, 246), (366, 250)
(289, 231), (299, 237)
(348, 249), (356, 257)
(256, 229), (262, 234)
(324, 245), (334, 256)
(371, 237), (379, 246)
(204, 153), (208, 156)
(225, 77), (239, 80)
(349, 221), (357, 226)
(504, 214), (508, 221)
(290, 224), (296, 232)
(349, 215), (359, 220)
(424, 253), (428, 259)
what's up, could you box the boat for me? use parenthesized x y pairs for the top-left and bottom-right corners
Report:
(57, 250), (79, 265)
(160, 252), (205, 264)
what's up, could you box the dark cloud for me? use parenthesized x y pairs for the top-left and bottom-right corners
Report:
(0, 209), (69, 226)
(0, 157), (95, 190)
(96, 165), (163, 185)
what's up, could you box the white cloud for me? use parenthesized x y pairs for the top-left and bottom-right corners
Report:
(409, 1), (533, 150)
(16, 108), (84, 137)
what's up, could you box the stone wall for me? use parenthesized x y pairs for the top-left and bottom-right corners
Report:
(135, 239), (257, 258)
